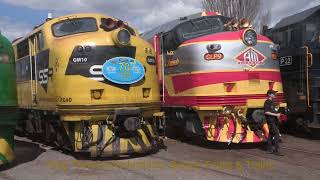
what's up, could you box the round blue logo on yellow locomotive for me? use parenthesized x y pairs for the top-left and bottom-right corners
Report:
(102, 57), (145, 85)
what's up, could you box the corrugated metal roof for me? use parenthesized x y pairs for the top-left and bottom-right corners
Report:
(273, 5), (320, 30)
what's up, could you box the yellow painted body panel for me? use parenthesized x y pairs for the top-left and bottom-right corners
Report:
(0, 138), (14, 164)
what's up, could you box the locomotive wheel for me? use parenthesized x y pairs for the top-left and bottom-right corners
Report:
(26, 111), (45, 142)
(183, 110), (206, 142)
(15, 118), (27, 137)
(25, 112), (37, 141)
(294, 117), (311, 134)
(52, 120), (72, 152)
(44, 120), (56, 144)
(295, 117), (304, 128)
(164, 110), (185, 139)
(184, 120), (193, 138)
(55, 130), (65, 148)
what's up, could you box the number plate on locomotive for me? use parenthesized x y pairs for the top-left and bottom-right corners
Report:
(102, 57), (145, 85)
(279, 56), (293, 66)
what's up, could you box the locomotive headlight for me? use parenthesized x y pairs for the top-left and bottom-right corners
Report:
(243, 29), (257, 46)
(0, 53), (10, 63)
(76, 45), (84, 52)
(112, 28), (131, 46)
(85, 46), (92, 52)
(222, 106), (233, 115)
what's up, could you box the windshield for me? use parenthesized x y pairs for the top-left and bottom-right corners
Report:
(177, 17), (224, 40)
(306, 23), (320, 42)
(52, 18), (98, 37)
(163, 16), (230, 51)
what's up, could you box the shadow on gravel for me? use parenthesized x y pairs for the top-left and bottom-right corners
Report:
(166, 130), (267, 151)
(0, 139), (46, 171)
(72, 151), (157, 161)
(281, 126), (320, 140)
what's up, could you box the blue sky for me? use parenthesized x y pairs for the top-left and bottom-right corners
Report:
(0, 3), (49, 25)
(0, 0), (320, 40)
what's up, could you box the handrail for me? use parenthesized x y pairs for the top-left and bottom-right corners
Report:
(303, 46), (313, 108)
(308, 52), (313, 68)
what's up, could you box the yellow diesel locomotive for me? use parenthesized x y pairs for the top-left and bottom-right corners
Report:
(14, 13), (164, 157)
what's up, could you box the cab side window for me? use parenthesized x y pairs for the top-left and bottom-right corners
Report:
(37, 32), (45, 51)
(290, 28), (303, 47)
(280, 31), (289, 48)
(17, 39), (29, 59)
(162, 31), (178, 52)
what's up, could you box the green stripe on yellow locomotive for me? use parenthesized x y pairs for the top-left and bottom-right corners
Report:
(14, 13), (164, 157)
(0, 33), (18, 165)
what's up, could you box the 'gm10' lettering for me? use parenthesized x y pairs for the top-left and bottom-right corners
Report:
(73, 57), (88, 63)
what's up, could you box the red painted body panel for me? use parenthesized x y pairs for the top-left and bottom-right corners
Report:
(171, 71), (282, 93)
(163, 89), (285, 107)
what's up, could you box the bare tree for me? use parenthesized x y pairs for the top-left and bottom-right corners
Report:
(256, 9), (271, 33)
(202, 0), (271, 32)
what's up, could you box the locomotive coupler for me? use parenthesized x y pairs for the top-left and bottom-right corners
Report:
(153, 112), (166, 150)
(113, 108), (143, 132)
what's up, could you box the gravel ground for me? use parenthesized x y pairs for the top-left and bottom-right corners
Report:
(0, 134), (319, 180)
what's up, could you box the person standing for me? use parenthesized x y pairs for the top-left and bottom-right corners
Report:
(264, 90), (284, 156)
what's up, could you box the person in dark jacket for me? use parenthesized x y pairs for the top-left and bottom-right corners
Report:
(264, 90), (284, 156)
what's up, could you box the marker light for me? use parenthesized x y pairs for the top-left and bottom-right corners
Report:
(271, 52), (278, 60)
(105, 18), (116, 30)
(147, 56), (156, 65)
(91, 89), (103, 100)
(143, 88), (151, 98)
(116, 20), (125, 28)
(206, 44), (221, 52)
